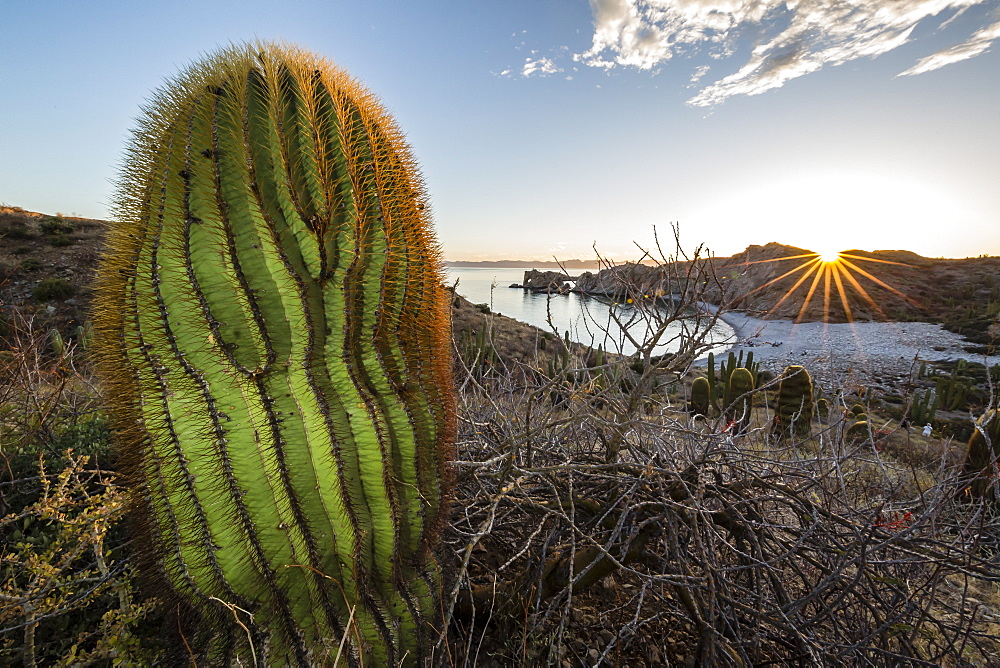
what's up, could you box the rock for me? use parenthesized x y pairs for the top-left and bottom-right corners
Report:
(573, 263), (670, 298)
(520, 269), (574, 293)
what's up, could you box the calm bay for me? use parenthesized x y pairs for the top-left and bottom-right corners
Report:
(444, 266), (734, 357)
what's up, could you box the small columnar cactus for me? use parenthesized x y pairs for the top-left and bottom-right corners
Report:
(690, 376), (711, 417)
(816, 397), (830, 420)
(964, 409), (1000, 498)
(706, 351), (719, 410)
(93, 42), (455, 666)
(772, 365), (814, 438)
(723, 367), (755, 434)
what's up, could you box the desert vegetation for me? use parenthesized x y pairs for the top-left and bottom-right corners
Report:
(2, 230), (999, 666)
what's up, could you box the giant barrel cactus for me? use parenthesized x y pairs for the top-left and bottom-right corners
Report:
(93, 42), (455, 666)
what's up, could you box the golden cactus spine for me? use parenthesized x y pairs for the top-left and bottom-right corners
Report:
(92, 42), (455, 666)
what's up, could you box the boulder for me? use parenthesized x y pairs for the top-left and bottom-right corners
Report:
(521, 270), (574, 293)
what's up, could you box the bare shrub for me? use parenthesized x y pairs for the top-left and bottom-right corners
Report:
(0, 313), (154, 665)
(441, 234), (1000, 666)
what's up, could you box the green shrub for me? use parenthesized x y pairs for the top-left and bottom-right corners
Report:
(39, 215), (75, 236)
(48, 233), (74, 247)
(19, 257), (42, 271)
(33, 277), (76, 301)
(1, 224), (35, 240)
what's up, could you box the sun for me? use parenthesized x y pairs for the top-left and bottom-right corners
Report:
(817, 249), (842, 264)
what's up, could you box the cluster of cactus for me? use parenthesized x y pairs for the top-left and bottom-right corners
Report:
(546, 342), (619, 406)
(964, 409), (1000, 498)
(918, 359), (976, 412)
(459, 326), (499, 375)
(771, 365), (814, 438)
(719, 350), (760, 387)
(705, 350), (760, 411)
(92, 43), (455, 666)
(48, 321), (94, 356)
(688, 352), (757, 428)
(842, 403), (873, 443)
(546, 336), (572, 380)
(935, 373), (973, 411)
(909, 388), (938, 425)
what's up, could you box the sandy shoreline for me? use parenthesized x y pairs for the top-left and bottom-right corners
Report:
(697, 302), (1000, 390)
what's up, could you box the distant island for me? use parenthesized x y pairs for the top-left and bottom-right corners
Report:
(446, 259), (602, 269)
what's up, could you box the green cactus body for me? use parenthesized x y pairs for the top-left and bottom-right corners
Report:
(964, 410), (1000, 497)
(690, 377), (711, 417)
(706, 352), (718, 410)
(908, 388), (938, 425)
(772, 365), (814, 438)
(723, 367), (754, 434)
(93, 43), (455, 666)
(846, 420), (870, 443)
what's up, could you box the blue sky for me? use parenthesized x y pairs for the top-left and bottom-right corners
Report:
(2, 0), (998, 260)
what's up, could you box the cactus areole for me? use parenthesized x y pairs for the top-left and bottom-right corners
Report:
(93, 43), (456, 666)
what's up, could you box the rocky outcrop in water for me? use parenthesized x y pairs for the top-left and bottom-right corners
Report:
(517, 269), (574, 293)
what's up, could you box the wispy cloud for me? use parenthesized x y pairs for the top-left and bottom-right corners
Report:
(523, 56), (563, 77)
(898, 18), (1000, 75)
(569, 0), (996, 106)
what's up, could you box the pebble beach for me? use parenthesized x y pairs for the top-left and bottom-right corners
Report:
(700, 304), (1000, 391)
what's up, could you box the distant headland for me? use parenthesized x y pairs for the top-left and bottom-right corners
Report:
(446, 259), (602, 269)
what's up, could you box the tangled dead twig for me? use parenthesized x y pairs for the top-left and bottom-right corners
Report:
(441, 235), (1000, 666)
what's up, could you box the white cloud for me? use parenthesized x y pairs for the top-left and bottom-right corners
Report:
(571, 0), (995, 105)
(688, 64), (711, 84)
(898, 19), (1000, 75)
(523, 56), (563, 77)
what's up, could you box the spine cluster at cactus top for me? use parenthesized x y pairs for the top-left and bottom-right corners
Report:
(93, 42), (455, 666)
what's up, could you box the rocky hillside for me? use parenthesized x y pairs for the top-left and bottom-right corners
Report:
(0, 206), (105, 337)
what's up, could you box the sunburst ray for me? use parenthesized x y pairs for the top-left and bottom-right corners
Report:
(734, 247), (921, 324)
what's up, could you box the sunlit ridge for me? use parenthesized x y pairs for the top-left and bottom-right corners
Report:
(735, 251), (919, 324)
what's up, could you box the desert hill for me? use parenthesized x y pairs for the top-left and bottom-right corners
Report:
(0, 206), (106, 334)
(715, 243), (1000, 347)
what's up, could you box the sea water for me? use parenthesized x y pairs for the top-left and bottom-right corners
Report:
(444, 266), (734, 357)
